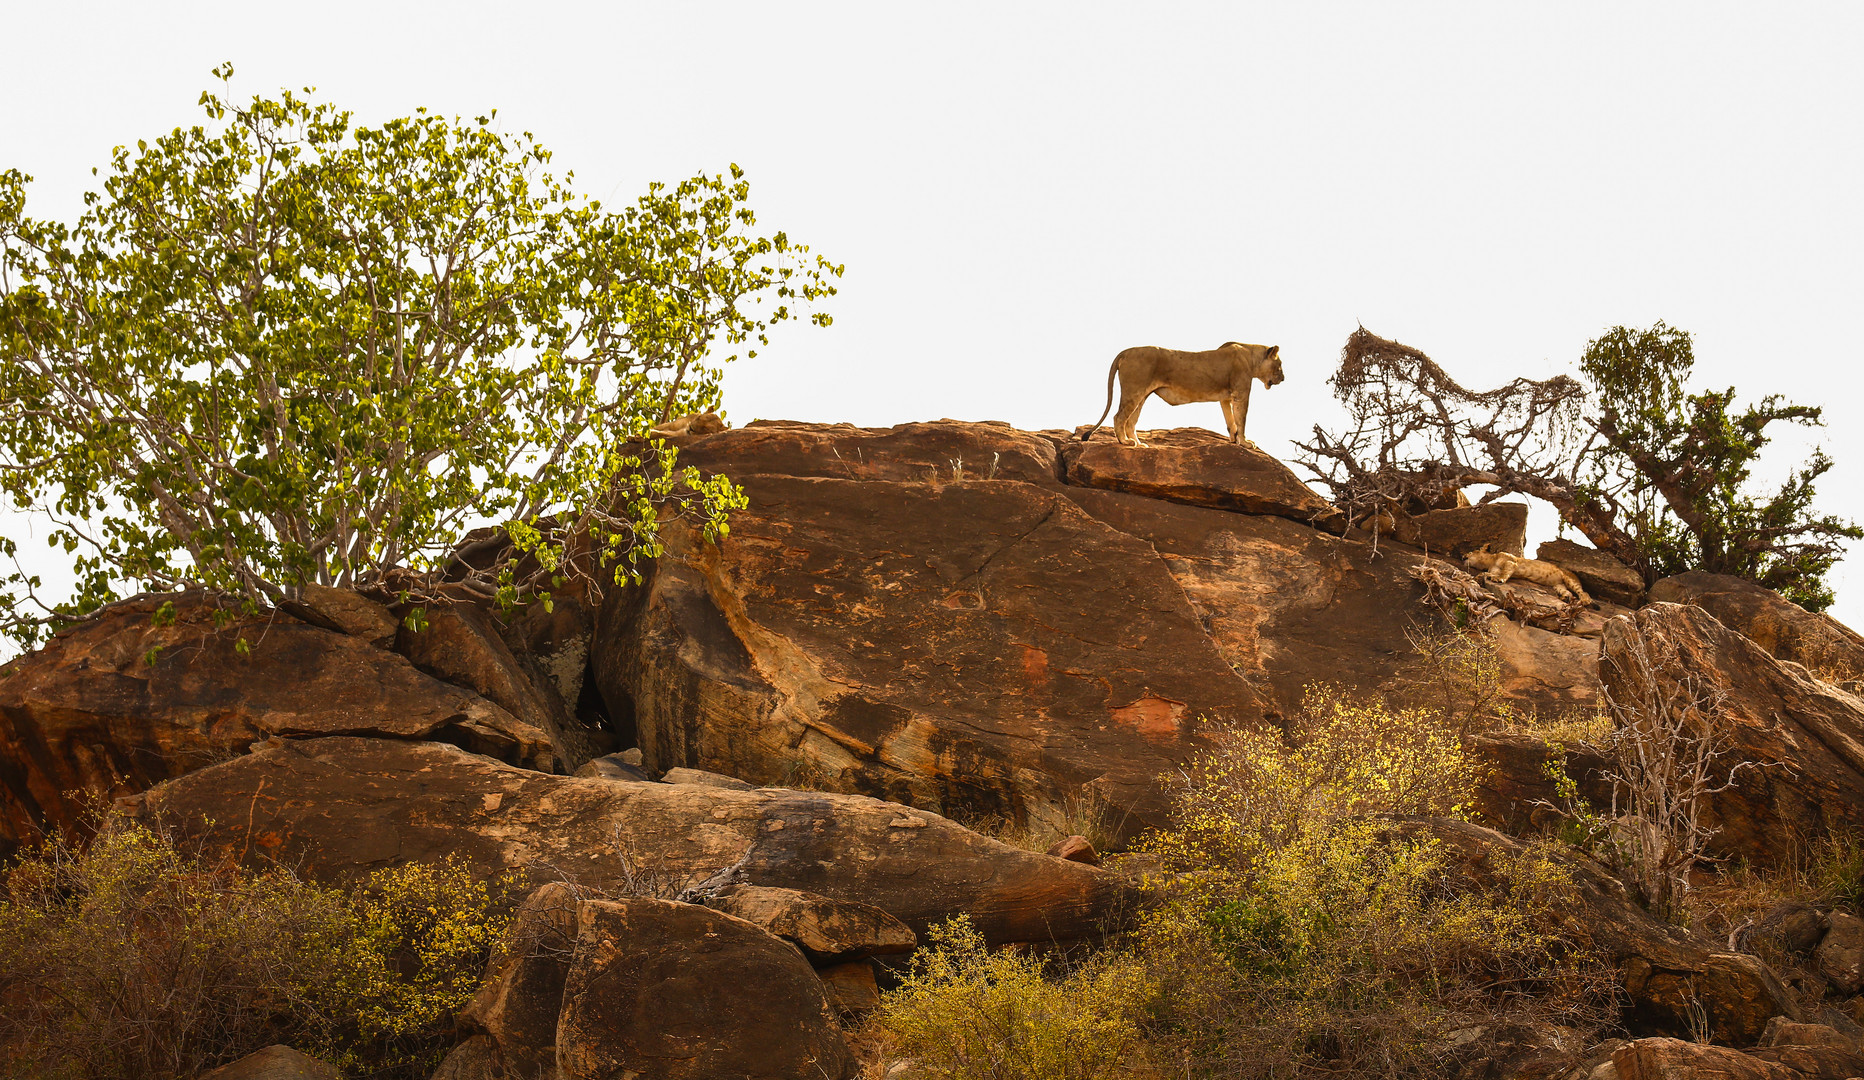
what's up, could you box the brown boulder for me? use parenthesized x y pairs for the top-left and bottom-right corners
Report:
(816, 961), (882, 1015)
(556, 897), (856, 1080)
(706, 883), (916, 964)
(1056, 487), (1478, 713)
(1540, 539), (1646, 608)
(198, 1046), (342, 1080)
(397, 600), (612, 773)
(1612, 1038), (1800, 1079)
(1046, 834), (1102, 865)
(1059, 427), (1346, 531)
(1398, 501), (1528, 559)
(0, 593), (549, 859)
(1391, 817), (1797, 1045)
(451, 881), (583, 1079)
(1817, 912), (1864, 995)
(277, 584), (399, 647)
(660, 766), (754, 790)
(123, 736), (1132, 947)
(1648, 571), (1864, 683)
(1599, 604), (1864, 868)
(594, 472), (1271, 836)
(1491, 615), (1604, 707)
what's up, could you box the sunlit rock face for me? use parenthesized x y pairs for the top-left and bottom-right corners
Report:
(592, 419), (1592, 837)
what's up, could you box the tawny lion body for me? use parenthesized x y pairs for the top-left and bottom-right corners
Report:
(1082, 342), (1284, 447)
(650, 411), (727, 438)
(1464, 546), (1591, 605)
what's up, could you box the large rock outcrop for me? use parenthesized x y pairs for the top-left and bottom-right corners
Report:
(0, 593), (550, 859)
(122, 736), (1132, 947)
(1599, 604), (1864, 868)
(595, 420), (1588, 837)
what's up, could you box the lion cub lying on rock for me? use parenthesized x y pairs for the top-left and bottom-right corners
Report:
(1464, 545), (1591, 605)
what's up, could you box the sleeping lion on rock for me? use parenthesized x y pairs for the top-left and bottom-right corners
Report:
(1464, 545), (1591, 606)
(650, 410), (727, 438)
(1081, 342), (1284, 448)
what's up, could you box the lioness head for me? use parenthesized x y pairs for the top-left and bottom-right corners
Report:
(1262, 344), (1284, 387)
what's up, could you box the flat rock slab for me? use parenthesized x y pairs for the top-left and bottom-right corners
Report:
(1540, 539), (1646, 607)
(660, 419), (1064, 486)
(1059, 428), (1345, 531)
(707, 883), (916, 963)
(123, 736), (1131, 947)
(0, 593), (549, 859)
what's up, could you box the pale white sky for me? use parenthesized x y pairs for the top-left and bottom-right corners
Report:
(3, 3), (1861, 634)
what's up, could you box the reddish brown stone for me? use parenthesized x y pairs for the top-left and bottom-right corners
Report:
(124, 736), (1133, 948)
(1058, 427), (1345, 531)
(1046, 834), (1101, 865)
(555, 898), (856, 1080)
(707, 884), (916, 963)
(1648, 571), (1864, 682)
(1600, 604), (1864, 868)
(1613, 1038), (1799, 1079)
(594, 473), (1271, 837)
(0, 593), (549, 859)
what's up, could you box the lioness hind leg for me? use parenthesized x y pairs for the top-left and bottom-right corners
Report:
(1113, 390), (1147, 447)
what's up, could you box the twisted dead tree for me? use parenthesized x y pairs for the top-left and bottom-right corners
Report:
(1295, 327), (1640, 566)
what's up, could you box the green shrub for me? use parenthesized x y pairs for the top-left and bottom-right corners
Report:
(874, 689), (1612, 1080)
(1134, 689), (1613, 1078)
(0, 816), (515, 1080)
(874, 916), (1156, 1080)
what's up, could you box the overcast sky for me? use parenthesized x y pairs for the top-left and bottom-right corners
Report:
(4, 3), (1861, 634)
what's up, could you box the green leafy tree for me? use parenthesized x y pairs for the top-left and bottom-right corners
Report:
(0, 66), (839, 648)
(1577, 322), (1858, 611)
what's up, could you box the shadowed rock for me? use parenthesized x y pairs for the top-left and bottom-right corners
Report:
(0, 593), (549, 859)
(1599, 604), (1864, 868)
(556, 898), (856, 1080)
(122, 736), (1134, 947)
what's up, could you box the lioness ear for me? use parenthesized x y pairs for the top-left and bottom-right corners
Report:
(1266, 345), (1280, 358)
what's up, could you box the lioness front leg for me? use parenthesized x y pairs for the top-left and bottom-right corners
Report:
(1229, 385), (1253, 445)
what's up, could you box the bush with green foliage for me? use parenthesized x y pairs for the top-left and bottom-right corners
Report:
(873, 687), (1614, 1079)
(874, 916), (1158, 1080)
(0, 64), (839, 648)
(0, 816), (516, 1080)
(1576, 322), (1858, 611)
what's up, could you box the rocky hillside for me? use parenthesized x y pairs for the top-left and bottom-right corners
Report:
(7, 418), (1864, 1079)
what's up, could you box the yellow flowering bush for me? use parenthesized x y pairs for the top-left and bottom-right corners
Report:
(875, 916), (1157, 1080)
(1137, 688), (1610, 1077)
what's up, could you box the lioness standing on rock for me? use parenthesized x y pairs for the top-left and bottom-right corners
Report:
(1082, 342), (1284, 447)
